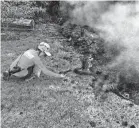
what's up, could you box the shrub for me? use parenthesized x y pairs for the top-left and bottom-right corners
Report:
(1, 1), (47, 20)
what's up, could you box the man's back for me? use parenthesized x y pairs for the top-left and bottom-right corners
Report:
(10, 49), (38, 70)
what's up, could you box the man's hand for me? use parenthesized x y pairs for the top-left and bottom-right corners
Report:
(60, 74), (65, 78)
(59, 74), (70, 82)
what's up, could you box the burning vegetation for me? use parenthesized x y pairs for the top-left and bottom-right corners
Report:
(1, 1), (139, 103)
(59, 1), (139, 104)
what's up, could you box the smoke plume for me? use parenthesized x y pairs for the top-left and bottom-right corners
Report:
(98, 2), (139, 79)
(65, 1), (139, 82)
(66, 1), (111, 27)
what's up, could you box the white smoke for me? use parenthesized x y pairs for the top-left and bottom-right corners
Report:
(65, 1), (139, 76)
(98, 2), (139, 73)
(67, 1), (110, 27)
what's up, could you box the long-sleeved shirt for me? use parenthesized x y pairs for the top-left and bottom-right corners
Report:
(10, 49), (62, 78)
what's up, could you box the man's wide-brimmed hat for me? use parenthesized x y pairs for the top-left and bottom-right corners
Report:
(38, 42), (51, 56)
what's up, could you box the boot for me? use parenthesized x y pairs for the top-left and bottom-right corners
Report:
(2, 71), (10, 81)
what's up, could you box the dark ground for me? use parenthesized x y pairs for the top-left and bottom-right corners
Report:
(1, 22), (139, 128)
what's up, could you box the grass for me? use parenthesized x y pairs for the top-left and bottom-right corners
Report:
(1, 22), (139, 128)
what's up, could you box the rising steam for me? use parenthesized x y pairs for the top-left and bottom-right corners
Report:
(64, 1), (139, 80)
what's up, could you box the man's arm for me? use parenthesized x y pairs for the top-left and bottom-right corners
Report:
(33, 57), (64, 78)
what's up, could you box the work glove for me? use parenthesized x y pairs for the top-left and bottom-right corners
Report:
(60, 74), (65, 78)
(60, 74), (70, 82)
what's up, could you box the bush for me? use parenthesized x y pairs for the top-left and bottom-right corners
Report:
(1, 1), (47, 21)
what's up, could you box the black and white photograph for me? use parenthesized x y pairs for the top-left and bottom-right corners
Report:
(1, 1), (139, 128)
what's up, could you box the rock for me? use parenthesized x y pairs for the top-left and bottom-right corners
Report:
(121, 116), (124, 119)
(2, 18), (35, 31)
(71, 80), (75, 84)
(128, 103), (134, 107)
(116, 121), (120, 124)
(130, 125), (136, 128)
(122, 121), (128, 126)
(89, 121), (96, 127)
(19, 112), (23, 115)
(1, 104), (5, 110)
